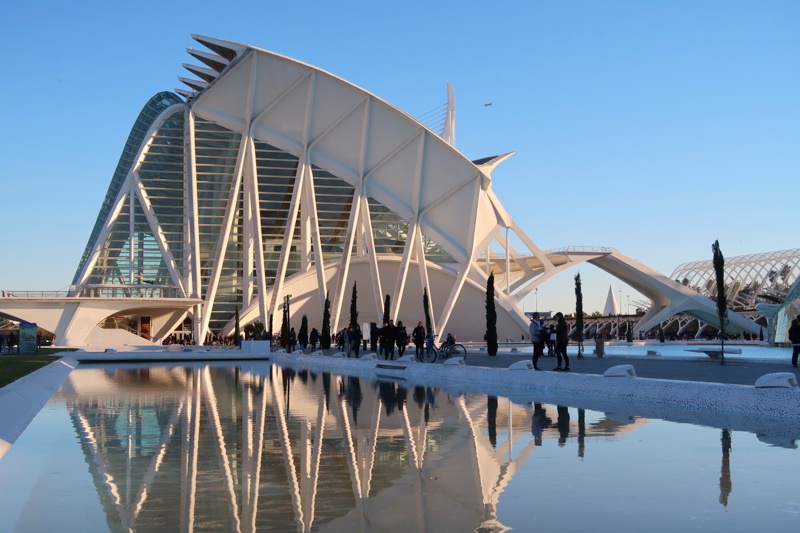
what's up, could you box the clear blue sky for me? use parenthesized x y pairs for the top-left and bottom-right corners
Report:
(1, 1), (797, 315)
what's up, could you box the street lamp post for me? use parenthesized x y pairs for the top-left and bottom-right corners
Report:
(535, 288), (538, 312)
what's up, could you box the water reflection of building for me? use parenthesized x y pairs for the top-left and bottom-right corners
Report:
(57, 364), (650, 532)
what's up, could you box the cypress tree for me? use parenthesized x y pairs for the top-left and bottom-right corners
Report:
(299, 314), (309, 347)
(712, 240), (728, 365)
(321, 293), (332, 349)
(383, 294), (391, 325)
(486, 272), (498, 356)
(350, 281), (359, 327)
(574, 273), (584, 359)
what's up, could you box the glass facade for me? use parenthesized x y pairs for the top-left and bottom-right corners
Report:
(75, 100), (456, 335)
(74, 92), (184, 286)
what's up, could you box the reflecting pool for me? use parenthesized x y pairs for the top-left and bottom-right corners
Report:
(1, 363), (798, 532)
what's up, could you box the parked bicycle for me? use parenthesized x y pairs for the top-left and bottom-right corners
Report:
(422, 334), (467, 363)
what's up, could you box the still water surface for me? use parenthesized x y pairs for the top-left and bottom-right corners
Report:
(0, 363), (798, 532)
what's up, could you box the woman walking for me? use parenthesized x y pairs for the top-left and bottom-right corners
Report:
(553, 312), (570, 371)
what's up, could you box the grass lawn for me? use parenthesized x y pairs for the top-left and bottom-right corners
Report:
(0, 349), (71, 388)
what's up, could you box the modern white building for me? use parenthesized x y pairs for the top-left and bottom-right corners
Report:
(0, 35), (763, 347)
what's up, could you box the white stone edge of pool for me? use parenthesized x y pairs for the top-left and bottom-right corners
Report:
(2, 350), (799, 461)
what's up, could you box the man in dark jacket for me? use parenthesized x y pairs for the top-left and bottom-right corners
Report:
(412, 322), (426, 361)
(788, 316), (800, 368)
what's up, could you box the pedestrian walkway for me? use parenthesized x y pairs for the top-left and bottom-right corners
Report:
(465, 352), (799, 386)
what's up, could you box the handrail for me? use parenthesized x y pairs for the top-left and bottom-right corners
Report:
(0, 285), (186, 299)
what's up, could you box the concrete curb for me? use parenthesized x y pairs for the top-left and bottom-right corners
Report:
(0, 357), (78, 460)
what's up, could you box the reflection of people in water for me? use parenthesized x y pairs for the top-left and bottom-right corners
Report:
(412, 386), (438, 423)
(378, 381), (408, 416)
(556, 405), (570, 446)
(339, 376), (363, 425)
(531, 403), (551, 446)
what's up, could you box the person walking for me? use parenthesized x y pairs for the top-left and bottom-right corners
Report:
(412, 321), (426, 361)
(383, 320), (397, 360)
(309, 328), (319, 351)
(552, 312), (570, 371)
(395, 321), (408, 357)
(529, 312), (545, 370)
(788, 317), (800, 368)
(349, 324), (363, 358)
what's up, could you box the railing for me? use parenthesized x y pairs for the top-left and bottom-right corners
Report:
(0, 290), (70, 298)
(78, 285), (184, 298)
(0, 286), (185, 299)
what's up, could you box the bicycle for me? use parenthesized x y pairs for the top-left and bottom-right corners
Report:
(422, 335), (467, 363)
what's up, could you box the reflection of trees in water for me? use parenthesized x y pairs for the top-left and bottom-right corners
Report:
(488, 396), (498, 448)
(720, 429), (732, 507)
(322, 372), (331, 410)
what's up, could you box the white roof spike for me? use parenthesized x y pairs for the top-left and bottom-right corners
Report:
(191, 34), (247, 61)
(178, 77), (208, 91)
(473, 152), (515, 175)
(186, 48), (229, 72)
(603, 286), (621, 316)
(182, 63), (219, 83)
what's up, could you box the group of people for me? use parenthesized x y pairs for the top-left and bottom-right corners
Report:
(529, 311), (570, 371)
(376, 320), (409, 360)
(335, 324), (364, 357)
(281, 326), (321, 352)
(0, 333), (18, 353)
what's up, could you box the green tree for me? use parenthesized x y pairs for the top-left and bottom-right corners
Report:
(712, 240), (728, 365)
(423, 287), (432, 337)
(574, 274), (584, 359)
(349, 281), (359, 327)
(485, 272), (498, 356)
(244, 320), (266, 339)
(321, 293), (332, 349)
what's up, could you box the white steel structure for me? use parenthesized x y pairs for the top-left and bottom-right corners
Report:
(0, 35), (764, 346)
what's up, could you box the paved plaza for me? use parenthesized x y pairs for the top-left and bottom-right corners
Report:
(464, 350), (799, 386)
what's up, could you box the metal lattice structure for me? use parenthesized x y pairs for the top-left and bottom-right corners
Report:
(671, 249), (800, 310)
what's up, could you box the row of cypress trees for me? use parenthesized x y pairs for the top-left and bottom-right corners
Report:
(239, 239), (728, 357)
